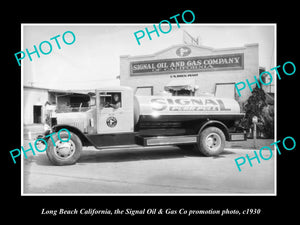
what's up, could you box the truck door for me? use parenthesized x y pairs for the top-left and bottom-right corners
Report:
(97, 91), (134, 134)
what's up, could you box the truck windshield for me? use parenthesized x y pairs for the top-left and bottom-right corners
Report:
(56, 93), (95, 113)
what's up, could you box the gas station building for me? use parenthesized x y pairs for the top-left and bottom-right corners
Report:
(120, 43), (260, 104)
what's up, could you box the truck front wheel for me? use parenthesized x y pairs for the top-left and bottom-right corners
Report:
(196, 126), (225, 156)
(46, 131), (82, 165)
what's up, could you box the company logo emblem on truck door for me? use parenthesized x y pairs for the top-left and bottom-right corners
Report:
(106, 116), (117, 128)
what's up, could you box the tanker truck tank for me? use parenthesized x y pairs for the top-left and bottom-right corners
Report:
(134, 95), (244, 132)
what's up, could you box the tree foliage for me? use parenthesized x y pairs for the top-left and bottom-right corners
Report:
(240, 86), (274, 138)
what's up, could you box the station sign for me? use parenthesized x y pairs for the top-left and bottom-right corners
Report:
(130, 53), (244, 76)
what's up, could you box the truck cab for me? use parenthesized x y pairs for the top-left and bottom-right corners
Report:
(43, 86), (246, 165)
(95, 86), (134, 134)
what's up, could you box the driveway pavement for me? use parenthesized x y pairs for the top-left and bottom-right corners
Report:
(22, 142), (275, 195)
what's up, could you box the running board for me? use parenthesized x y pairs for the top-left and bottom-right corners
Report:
(228, 132), (247, 141)
(138, 135), (198, 146)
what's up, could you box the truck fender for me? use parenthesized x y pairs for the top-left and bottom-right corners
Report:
(51, 124), (93, 146)
(198, 120), (230, 141)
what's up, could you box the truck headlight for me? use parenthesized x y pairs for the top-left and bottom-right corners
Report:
(43, 123), (51, 132)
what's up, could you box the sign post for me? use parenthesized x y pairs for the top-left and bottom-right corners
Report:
(252, 116), (258, 149)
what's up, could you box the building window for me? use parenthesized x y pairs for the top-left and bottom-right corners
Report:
(33, 105), (42, 123)
(164, 79), (196, 96)
(136, 86), (153, 96)
(170, 89), (194, 96)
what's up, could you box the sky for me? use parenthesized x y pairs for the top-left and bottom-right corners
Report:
(22, 24), (275, 90)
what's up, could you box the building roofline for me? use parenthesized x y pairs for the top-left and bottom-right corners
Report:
(24, 85), (52, 91)
(120, 43), (258, 59)
(24, 84), (132, 93)
(24, 85), (93, 94)
(95, 86), (133, 91)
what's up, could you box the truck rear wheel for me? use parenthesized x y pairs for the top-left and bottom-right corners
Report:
(46, 131), (82, 166)
(196, 126), (225, 156)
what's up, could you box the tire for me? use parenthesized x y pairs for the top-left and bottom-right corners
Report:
(196, 126), (225, 156)
(46, 131), (82, 166)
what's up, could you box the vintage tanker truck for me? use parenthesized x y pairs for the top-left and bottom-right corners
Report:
(41, 86), (246, 165)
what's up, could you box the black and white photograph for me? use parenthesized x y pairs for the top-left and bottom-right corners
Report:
(21, 24), (276, 195)
(3, 4), (299, 221)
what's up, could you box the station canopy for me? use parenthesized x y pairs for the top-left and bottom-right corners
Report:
(164, 79), (197, 91)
